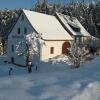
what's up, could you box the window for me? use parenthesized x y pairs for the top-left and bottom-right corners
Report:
(68, 24), (80, 32)
(21, 15), (24, 21)
(11, 45), (14, 52)
(75, 37), (82, 43)
(18, 28), (20, 34)
(97, 25), (100, 31)
(11, 57), (14, 63)
(50, 47), (54, 54)
(24, 27), (27, 34)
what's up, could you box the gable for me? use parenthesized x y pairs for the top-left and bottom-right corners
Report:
(8, 11), (37, 39)
(8, 10), (73, 41)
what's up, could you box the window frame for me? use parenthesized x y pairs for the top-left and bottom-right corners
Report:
(18, 28), (20, 34)
(11, 45), (14, 52)
(24, 27), (27, 34)
(21, 15), (24, 21)
(50, 47), (54, 54)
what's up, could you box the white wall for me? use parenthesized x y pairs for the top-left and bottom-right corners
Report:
(40, 40), (70, 61)
(7, 13), (36, 66)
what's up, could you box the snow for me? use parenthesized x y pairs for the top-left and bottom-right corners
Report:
(56, 13), (90, 37)
(74, 18), (91, 37)
(0, 55), (100, 100)
(23, 9), (73, 40)
(44, 55), (72, 66)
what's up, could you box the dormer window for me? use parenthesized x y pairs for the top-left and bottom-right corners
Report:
(18, 28), (20, 34)
(68, 24), (80, 32)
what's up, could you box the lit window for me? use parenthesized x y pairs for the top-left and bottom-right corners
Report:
(18, 28), (20, 34)
(50, 47), (54, 54)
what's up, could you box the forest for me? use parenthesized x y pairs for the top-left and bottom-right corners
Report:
(0, 0), (100, 48)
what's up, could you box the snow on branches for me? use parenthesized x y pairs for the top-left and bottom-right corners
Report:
(15, 32), (44, 57)
(69, 42), (88, 68)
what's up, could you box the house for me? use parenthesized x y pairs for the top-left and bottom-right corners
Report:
(7, 9), (73, 66)
(55, 13), (91, 44)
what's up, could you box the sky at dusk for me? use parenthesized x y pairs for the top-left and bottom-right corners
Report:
(0, 0), (91, 9)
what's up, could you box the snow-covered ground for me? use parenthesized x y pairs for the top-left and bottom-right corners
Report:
(0, 55), (100, 100)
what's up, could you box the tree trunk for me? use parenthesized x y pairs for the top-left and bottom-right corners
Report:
(26, 43), (32, 73)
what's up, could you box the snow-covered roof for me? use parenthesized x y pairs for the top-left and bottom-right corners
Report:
(23, 10), (73, 40)
(56, 13), (91, 37)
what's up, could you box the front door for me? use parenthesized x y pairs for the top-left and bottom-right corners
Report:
(62, 42), (71, 55)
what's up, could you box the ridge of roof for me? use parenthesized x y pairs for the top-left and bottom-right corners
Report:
(22, 9), (73, 40)
(56, 12), (91, 37)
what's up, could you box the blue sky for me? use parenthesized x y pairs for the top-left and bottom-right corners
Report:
(0, 0), (91, 9)
(0, 0), (36, 9)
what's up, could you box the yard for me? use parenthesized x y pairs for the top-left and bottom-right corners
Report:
(0, 55), (100, 100)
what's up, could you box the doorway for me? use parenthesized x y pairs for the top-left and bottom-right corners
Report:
(62, 42), (71, 55)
